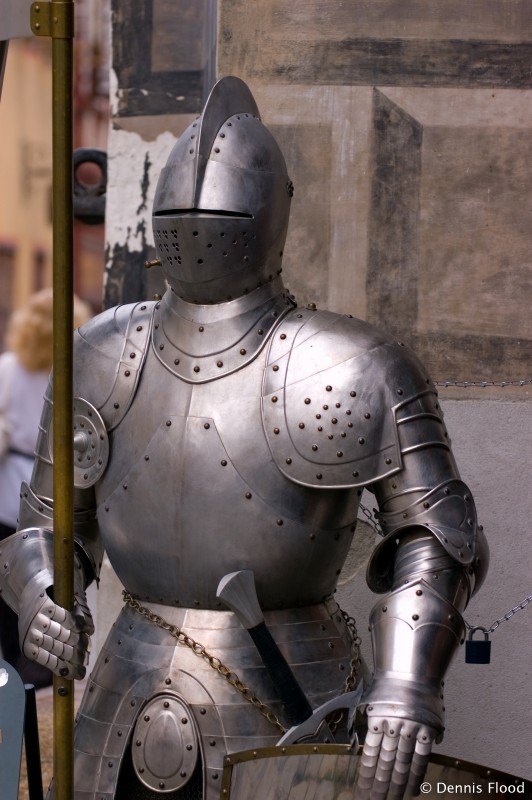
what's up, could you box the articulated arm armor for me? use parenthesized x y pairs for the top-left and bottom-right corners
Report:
(357, 385), (489, 797)
(0, 378), (104, 679)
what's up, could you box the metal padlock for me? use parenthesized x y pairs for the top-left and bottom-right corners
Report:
(465, 626), (491, 664)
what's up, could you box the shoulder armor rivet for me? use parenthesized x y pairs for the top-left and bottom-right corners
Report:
(336, 403), (341, 408)
(130, 352), (136, 358)
(424, 502), (430, 508)
(412, 614), (419, 620)
(444, 487), (451, 495)
(277, 519), (284, 525)
(364, 412), (371, 419)
(416, 589), (423, 596)
(385, 458), (392, 465)
(328, 434), (333, 440)
(273, 365), (279, 371)
(350, 391), (356, 397)
(240, 348), (247, 355)
(204, 423), (210, 429)
(304, 397), (311, 404)
(341, 432), (346, 438)
(336, 451), (343, 458)
(141, 305), (146, 310)
(273, 427), (280, 434)
(286, 458), (292, 464)
(326, 385), (332, 392)
(317, 426), (323, 431)
(136, 325), (143, 332)
(299, 422), (305, 429)
(221, 460), (227, 466)
(258, 328), (264, 335)
(125, 370), (130, 377)
(397, 388), (403, 395)
(199, 326), (204, 332)
(245, 492), (252, 499)
(145, 455), (150, 461)
(352, 471), (359, 477)
(332, 418), (337, 424)
(403, 512), (408, 518)
(382, 606), (387, 612)
(280, 333), (287, 340)
(347, 422), (353, 428)
(200, 708), (206, 714)
(316, 473), (322, 479)
(297, 313), (303, 318)
(114, 402), (119, 409)
(323, 404), (328, 410)
(312, 445), (318, 451)
(217, 361), (223, 367)
(159, 344), (164, 350)
(194, 366), (200, 373)
(83, 472), (89, 479)
(272, 396), (278, 402)
(174, 358), (180, 365)
(464, 495), (470, 502)
(358, 438), (365, 445)
(159, 783), (166, 790)
(166, 420), (172, 427)
(316, 413), (321, 419)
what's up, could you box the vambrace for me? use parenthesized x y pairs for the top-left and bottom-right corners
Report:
(17, 481), (103, 585)
(362, 532), (471, 739)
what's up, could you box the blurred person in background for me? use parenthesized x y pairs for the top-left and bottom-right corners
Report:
(0, 288), (91, 687)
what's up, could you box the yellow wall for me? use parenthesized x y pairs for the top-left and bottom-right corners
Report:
(0, 38), (53, 309)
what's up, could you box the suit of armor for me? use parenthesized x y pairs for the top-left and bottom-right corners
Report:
(0, 77), (488, 800)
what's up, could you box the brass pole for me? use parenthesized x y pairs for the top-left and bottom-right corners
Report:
(31, 1), (76, 798)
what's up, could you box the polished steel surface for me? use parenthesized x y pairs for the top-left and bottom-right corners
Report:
(0, 77), (490, 800)
(72, 602), (355, 799)
(152, 77), (292, 304)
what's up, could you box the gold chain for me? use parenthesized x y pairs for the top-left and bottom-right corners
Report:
(122, 591), (286, 734)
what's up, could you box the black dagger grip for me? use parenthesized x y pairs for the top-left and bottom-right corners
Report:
(248, 621), (313, 726)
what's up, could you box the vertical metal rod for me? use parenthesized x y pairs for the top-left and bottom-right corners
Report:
(50, 2), (75, 799)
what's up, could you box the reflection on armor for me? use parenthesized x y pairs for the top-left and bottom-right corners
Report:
(0, 76), (490, 800)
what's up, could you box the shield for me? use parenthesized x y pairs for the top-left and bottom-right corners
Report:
(221, 744), (532, 800)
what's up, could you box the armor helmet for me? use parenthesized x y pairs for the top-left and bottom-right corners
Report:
(152, 76), (293, 303)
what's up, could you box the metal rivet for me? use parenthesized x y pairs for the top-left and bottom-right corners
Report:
(221, 460), (227, 466)
(299, 422), (305, 429)
(273, 427), (280, 434)
(272, 396), (278, 402)
(199, 326), (204, 332)
(412, 614), (419, 620)
(277, 519), (284, 525)
(358, 437), (365, 444)
(194, 366), (200, 373)
(280, 333), (286, 340)
(286, 458), (292, 464)
(174, 358), (180, 365)
(304, 397), (311, 404)
(240, 348), (247, 355)
(273, 365), (279, 371)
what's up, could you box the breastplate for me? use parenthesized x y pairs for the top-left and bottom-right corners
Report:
(95, 342), (359, 610)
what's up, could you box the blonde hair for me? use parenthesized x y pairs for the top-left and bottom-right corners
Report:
(6, 289), (92, 372)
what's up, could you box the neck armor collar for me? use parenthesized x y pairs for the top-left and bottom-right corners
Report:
(152, 278), (296, 383)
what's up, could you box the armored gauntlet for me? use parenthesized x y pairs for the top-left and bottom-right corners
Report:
(0, 527), (94, 680)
